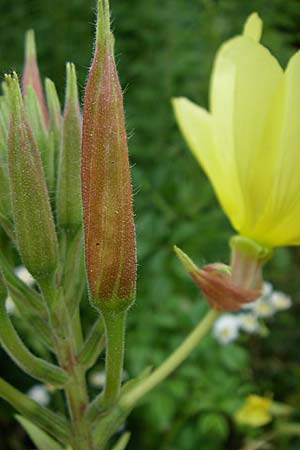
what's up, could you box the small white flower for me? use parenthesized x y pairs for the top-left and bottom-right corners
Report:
(5, 296), (16, 314)
(238, 313), (259, 333)
(252, 297), (275, 318)
(14, 266), (35, 287)
(270, 291), (292, 311)
(262, 282), (273, 297)
(242, 282), (273, 311)
(89, 370), (106, 388)
(27, 384), (50, 406)
(213, 314), (240, 345)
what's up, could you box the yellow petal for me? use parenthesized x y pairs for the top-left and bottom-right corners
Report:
(243, 13), (262, 42)
(251, 51), (300, 246)
(210, 35), (283, 232)
(172, 97), (242, 228)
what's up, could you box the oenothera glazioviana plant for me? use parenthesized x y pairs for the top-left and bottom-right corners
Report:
(0, 1), (217, 449)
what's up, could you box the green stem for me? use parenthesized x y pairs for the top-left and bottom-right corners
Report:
(0, 300), (67, 386)
(40, 276), (95, 450)
(111, 432), (131, 450)
(120, 309), (218, 409)
(0, 377), (70, 444)
(101, 310), (127, 407)
(86, 310), (126, 422)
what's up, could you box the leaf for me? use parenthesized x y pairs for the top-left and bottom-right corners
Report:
(16, 415), (64, 450)
(111, 432), (131, 450)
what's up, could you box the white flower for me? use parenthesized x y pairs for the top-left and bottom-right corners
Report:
(5, 296), (16, 314)
(270, 291), (292, 311)
(213, 314), (240, 344)
(262, 282), (273, 297)
(14, 265), (35, 287)
(238, 313), (259, 333)
(27, 384), (50, 406)
(89, 370), (106, 388)
(252, 297), (275, 318)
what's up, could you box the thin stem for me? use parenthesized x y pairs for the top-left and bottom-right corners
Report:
(102, 310), (127, 407)
(0, 377), (70, 444)
(120, 309), (218, 409)
(86, 310), (126, 422)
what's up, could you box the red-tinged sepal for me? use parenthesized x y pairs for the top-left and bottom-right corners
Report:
(174, 246), (260, 311)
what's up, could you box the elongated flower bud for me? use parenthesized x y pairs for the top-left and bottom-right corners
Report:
(45, 78), (62, 193)
(57, 63), (82, 234)
(174, 246), (260, 311)
(81, 0), (136, 312)
(22, 30), (48, 127)
(6, 73), (57, 281)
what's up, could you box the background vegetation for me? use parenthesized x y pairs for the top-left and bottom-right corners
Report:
(1, 0), (300, 449)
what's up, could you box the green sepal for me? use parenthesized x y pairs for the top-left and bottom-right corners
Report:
(56, 63), (82, 236)
(16, 415), (64, 450)
(6, 73), (58, 282)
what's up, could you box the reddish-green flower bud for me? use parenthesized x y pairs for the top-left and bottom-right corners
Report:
(6, 73), (57, 281)
(174, 246), (260, 311)
(22, 30), (48, 127)
(81, 0), (136, 312)
(57, 63), (82, 234)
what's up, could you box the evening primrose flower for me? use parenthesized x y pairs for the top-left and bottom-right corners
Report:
(173, 13), (300, 248)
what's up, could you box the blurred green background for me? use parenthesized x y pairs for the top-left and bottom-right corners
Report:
(1, 0), (300, 449)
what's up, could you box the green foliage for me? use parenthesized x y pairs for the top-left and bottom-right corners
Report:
(1, 0), (300, 449)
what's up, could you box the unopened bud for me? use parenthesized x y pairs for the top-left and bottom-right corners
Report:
(6, 73), (57, 281)
(174, 246), (260, 311)
(57, 63), (82, 235)
(81, 0), (136, 312)
(22, 30), (48, 127)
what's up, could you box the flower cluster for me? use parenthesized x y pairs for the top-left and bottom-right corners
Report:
(213, 282), (291, 344)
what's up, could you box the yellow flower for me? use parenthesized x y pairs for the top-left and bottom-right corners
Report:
(235, 395), (272, 427)
(173, 13), (300, 248)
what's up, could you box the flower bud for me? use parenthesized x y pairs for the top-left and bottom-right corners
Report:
(81, 0), (136, 312)
(45, 79), (62, 193)
(22, 30), (48, 127)
(56, 63), (82, 235)
(6, 73), (57, 281)
(174, 246), (260, 311)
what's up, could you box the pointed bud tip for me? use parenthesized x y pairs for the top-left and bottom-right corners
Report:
(174, 245), (198, 274)
(25, 29), (37, 59)
(96, 0), (111, 44)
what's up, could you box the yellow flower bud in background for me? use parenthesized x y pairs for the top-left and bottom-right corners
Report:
(173, 13), (300, 248)
(235, 395), (272, 427)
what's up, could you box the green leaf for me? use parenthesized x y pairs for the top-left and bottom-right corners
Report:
(16, 415), (64, 450)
